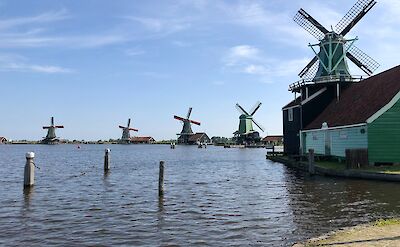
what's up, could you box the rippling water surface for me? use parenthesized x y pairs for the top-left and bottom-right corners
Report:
(1, 144), (400, 246)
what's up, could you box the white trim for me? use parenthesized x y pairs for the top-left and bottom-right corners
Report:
(366, 90), (400, 123)
(301, 87), (327, 105)
(301, 123), (366, 133)
(282, 104), (300, 111)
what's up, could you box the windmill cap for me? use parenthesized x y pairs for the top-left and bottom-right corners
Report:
(105, 148), (111, 153)
(26, 152), (35, 158)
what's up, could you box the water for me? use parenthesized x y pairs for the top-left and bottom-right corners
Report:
(1, 144), (400, 246)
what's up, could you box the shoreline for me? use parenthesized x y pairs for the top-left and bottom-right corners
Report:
(267, 155), (400, 182)
(293, 219), (400, 246)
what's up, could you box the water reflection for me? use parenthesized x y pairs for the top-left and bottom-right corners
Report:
(283, 166), (400, 241)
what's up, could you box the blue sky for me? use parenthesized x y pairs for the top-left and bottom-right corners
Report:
(1, 0), (399, 141)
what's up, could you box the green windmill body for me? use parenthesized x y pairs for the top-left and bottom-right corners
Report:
(42, 117), (64, 144)
(292, 1), (380, 86)
(174, 107), (201, 144)
(313, 32), (353, 79)
(234, 102), (264, 144)
(118, 118), (138, 144)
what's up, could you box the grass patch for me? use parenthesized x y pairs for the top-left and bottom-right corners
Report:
(374, 218), (400, 227)
(360, 165), (400, 174)
(315, 161), (346, 171)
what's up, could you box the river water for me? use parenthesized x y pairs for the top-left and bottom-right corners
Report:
(1, 144), (399, 246)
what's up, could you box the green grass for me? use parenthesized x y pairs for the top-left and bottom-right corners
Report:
(315, 161), (346, 170)
(374, 218), (400, 227)
(316, 160), (400, 174)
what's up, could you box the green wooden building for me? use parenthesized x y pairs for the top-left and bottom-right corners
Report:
(300, 66), (400, 164)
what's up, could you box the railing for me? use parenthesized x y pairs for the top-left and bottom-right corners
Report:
(289, 75), (366, 91)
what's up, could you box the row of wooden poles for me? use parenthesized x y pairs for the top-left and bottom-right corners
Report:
(24, 149), (165, 197)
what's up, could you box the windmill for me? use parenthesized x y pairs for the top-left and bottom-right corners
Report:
(42, 117), (64, 144)
(174, 107), (201, 144)
(290, 0), (379, 93)
(118, 118), (138, 144)
(234, 101), (265, 144)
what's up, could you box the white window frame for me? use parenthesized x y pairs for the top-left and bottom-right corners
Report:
(288, 108), (293, 122)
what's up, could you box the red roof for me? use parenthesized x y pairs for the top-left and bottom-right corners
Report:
(188, 132), (209, 142)
(262, 135), (283, 142)
(130, 136), (155, 142)
(306, 65), (400, 130)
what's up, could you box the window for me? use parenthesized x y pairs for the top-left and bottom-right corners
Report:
(288, 108), (293, 122)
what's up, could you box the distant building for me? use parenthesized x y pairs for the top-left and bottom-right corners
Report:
(130, 136), (156, 144)
(262, 135), (283, 146)
(0, 137), (7, 144)
(300, 66), (400, 165)
(187, 133), (210, 145)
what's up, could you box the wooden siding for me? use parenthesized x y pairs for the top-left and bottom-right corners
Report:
(302, 125), (367, 157)
(368, 99), (400, 163)
(303, 131), (325, 154)
(330, 126), (368, 157)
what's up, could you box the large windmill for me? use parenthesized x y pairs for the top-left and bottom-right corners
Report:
(233, 101), (264, 144)
(290, 0), (379, 93)
(118, 118), (138, 144)
(42, 117), (64, 144)
(174, 107), (201, 144)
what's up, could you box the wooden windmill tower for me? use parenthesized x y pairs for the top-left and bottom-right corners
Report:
(118, 118), (138, 144)
(174, 107), (201, 144)
(234, 101), (264, 144)
(290, 0), (379, 96)
(283, 0), (380, 155)
(42, 117), (64, 144)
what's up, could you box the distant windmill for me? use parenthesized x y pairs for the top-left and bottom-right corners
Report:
(234, 101), (264, 144)
(42, 117), (64, 144)
(174, 107), (201, 144)
(292, 0), (379, 85)
(118, 118), (138, 144)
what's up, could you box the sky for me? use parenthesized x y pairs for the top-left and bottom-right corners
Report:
(1, 0), (400, 141)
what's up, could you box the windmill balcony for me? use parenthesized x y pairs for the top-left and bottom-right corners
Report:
(289, 74), (365, 92)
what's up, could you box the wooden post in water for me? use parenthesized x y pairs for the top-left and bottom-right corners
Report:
(159, 161), (164, 197)
(104, 149), (110, 172)
(308, 149), (315, 175)
(24, 152), (35, 187)
(272, 145), (275, 156)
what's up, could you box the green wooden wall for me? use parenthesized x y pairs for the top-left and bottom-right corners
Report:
(302, 125), (367, 157)
(303, 131), (325, 154)
(330, 126), (368, 157)
(368, 99), (400, 163)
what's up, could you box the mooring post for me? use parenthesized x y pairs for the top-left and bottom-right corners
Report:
(272, 145), (275, 156)
(159, 161), (164, 197)
(308, 149), (315, 175)
(24, 152), (35, 187)
(104, 148), (110, 172)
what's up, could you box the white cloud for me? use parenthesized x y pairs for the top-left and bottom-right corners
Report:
(224, 45), (261, 66)
(125, 48), (145, 56)
(2, 63), (73, 73)
(0, 9), (69, 30)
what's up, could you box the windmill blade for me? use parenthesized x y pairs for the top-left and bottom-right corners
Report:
(235, 103), (250, 116)
(119, 125), (125, 129)
(299, 56), (319, 78)
(129, 128), (138, 132)
(186, 107), (192, 119)
(346, 44), (379, 75)
(55, 125), (64, 128)
(335, 0), (377, 36)
(51, 117), (54, 126)
(252, 118), (265, 132)
(174, 115), (186, 122)
(294, 8), (328, 40)
(43, 126), (51, 129)
(189, 119), (201, 126)
(127, 118), (131, 127)
(249, 101), (262, 116)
